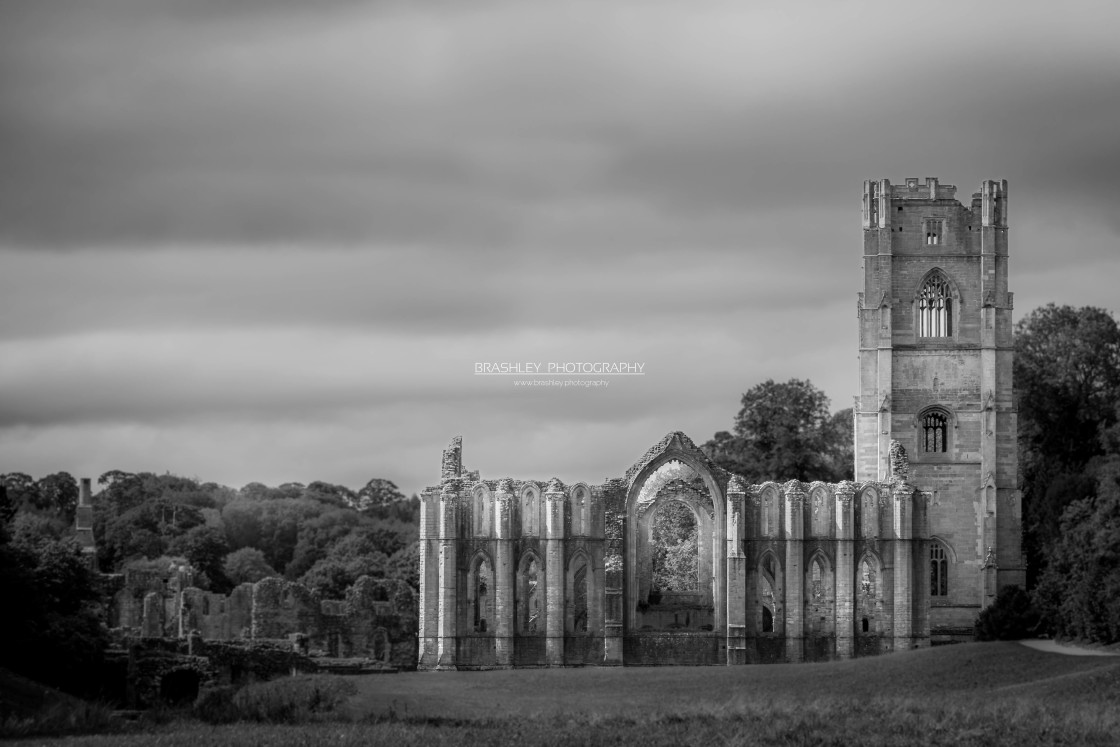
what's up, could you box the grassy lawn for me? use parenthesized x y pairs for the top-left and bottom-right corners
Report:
(11, 642), (1120, 746)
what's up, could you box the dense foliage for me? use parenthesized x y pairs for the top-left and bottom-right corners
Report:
(0, 528), (108, 698)
(650, 501), (698, 593)
(0, 468), (420, 698)
(702, 378), (853, 483)
(1014, 305), (1120, 643)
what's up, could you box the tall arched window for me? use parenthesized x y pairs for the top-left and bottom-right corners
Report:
(930, 542), (949, 597)
(860, 489), (879, 538)
(521, 487), (539, 536)
(918, 273), (953, 337)
(922, 411), (948, 453)
(517, 554), (541, 634)
(761, 487), (779, 537)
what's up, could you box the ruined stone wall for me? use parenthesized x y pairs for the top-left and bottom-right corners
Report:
(109, 573), (418, 670)
(419, 434), (930, 668)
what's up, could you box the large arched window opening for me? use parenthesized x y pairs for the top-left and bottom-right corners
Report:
(856, 553), (883, 636)
(930, 541), (949, 597)
(918, 272), (953, 337)
(568, 555), (590, 634)
(468, 554), (495, 634)
(922, 410), (949, 453)
(629, 459), (716, 632)
(516, 554), (542, 634)
(758, 553), (781, 634)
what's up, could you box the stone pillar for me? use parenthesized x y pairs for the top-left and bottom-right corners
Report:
(417, 489), (440, 669)
(834, 482), (856, 659)
(892, 482), (913, 651)
(544, 479), (567, 667)
(494, 479), (515, 667)
(783, 481), (805, 663)
(725, 477), (747, 665)
(436, 479), (460, 670)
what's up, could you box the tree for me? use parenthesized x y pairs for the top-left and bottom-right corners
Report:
(1, 472), (43, 511)
(37, 471), (79, 523)
(1033, 464), (1120, 643)
(1015, 305), (1120, 583)
(703, 379), (851, 483)
(355, 478), (406, 511)
(223, 547), (279, 585)
(169, 525), (231, 592)
(0, 531), (108, 697)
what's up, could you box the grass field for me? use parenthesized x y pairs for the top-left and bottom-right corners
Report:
(10, 642), (1120, 745)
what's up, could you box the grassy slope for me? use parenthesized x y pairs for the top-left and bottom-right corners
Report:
(341, 641), (1120, 720)
(12, 643), (1120, 746)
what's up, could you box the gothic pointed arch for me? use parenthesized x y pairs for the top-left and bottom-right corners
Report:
(568, 482), (592, 537)
(471, 484), (492, 538)
(929, 537), (954, 598)
(915, 405), (955, 455)
(757, 550), (782, 634)
(520, 482), (541, 537)
(515, 550), (543, 634)
(567, 548), (592, 634)
(913, 268), (960, 339)
(467, 550), (495, 634)
(624, 433), (726, 633)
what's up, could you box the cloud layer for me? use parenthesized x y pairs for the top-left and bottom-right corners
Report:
(2, 1), (1118, 492)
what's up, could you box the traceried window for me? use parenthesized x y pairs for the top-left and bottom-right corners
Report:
(922, 411), (948, 453)
(930, 542), (949, 597)
(918, 273), (953, 337)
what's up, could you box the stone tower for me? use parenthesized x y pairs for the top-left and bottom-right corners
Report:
(856, 177), (1023, 638)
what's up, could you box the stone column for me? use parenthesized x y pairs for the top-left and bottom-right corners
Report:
(725, 477), (747, 665)
(436, 478), (460, 670)
(493, 480), (515, 667)
(834, 482), (856, 659)
(892, 482), (913, 651)
(544, 479), (567, 667)
(784, 481), (806, 663)
(417, 489), (440, 669)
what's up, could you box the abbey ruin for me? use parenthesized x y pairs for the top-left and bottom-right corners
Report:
(418, 177), (1023, 667)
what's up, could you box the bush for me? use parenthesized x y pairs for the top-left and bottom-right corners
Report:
(0, 698), (117, 738)
(976, 585), (1041, 641)
(194, 675), (357, 724)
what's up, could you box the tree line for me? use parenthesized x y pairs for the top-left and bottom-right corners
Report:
(0, 470), (420, 696)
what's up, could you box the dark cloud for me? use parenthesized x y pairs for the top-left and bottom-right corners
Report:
(2, 2), (1117, 249)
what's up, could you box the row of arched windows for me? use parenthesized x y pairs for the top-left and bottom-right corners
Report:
(468, 485), (592, 538)
(468, 551), (592, 635)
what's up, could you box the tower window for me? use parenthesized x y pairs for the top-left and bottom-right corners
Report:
(930, 543), (949, 597)
(923, 219), (944, 245)
(918, 273), (952, 337)
(922, 411), (948, 453)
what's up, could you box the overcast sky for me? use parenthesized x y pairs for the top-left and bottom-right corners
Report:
(2, 1), (1118, 496)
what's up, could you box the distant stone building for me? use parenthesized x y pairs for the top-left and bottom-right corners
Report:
(418, 177), (1022, 667)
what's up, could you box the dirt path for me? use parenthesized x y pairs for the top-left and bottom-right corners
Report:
(1019, 639), (1120, 656)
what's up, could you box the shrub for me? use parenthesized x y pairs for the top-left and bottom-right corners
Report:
(976, 585), (1041, 641)
(194, 675), (356, 724)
